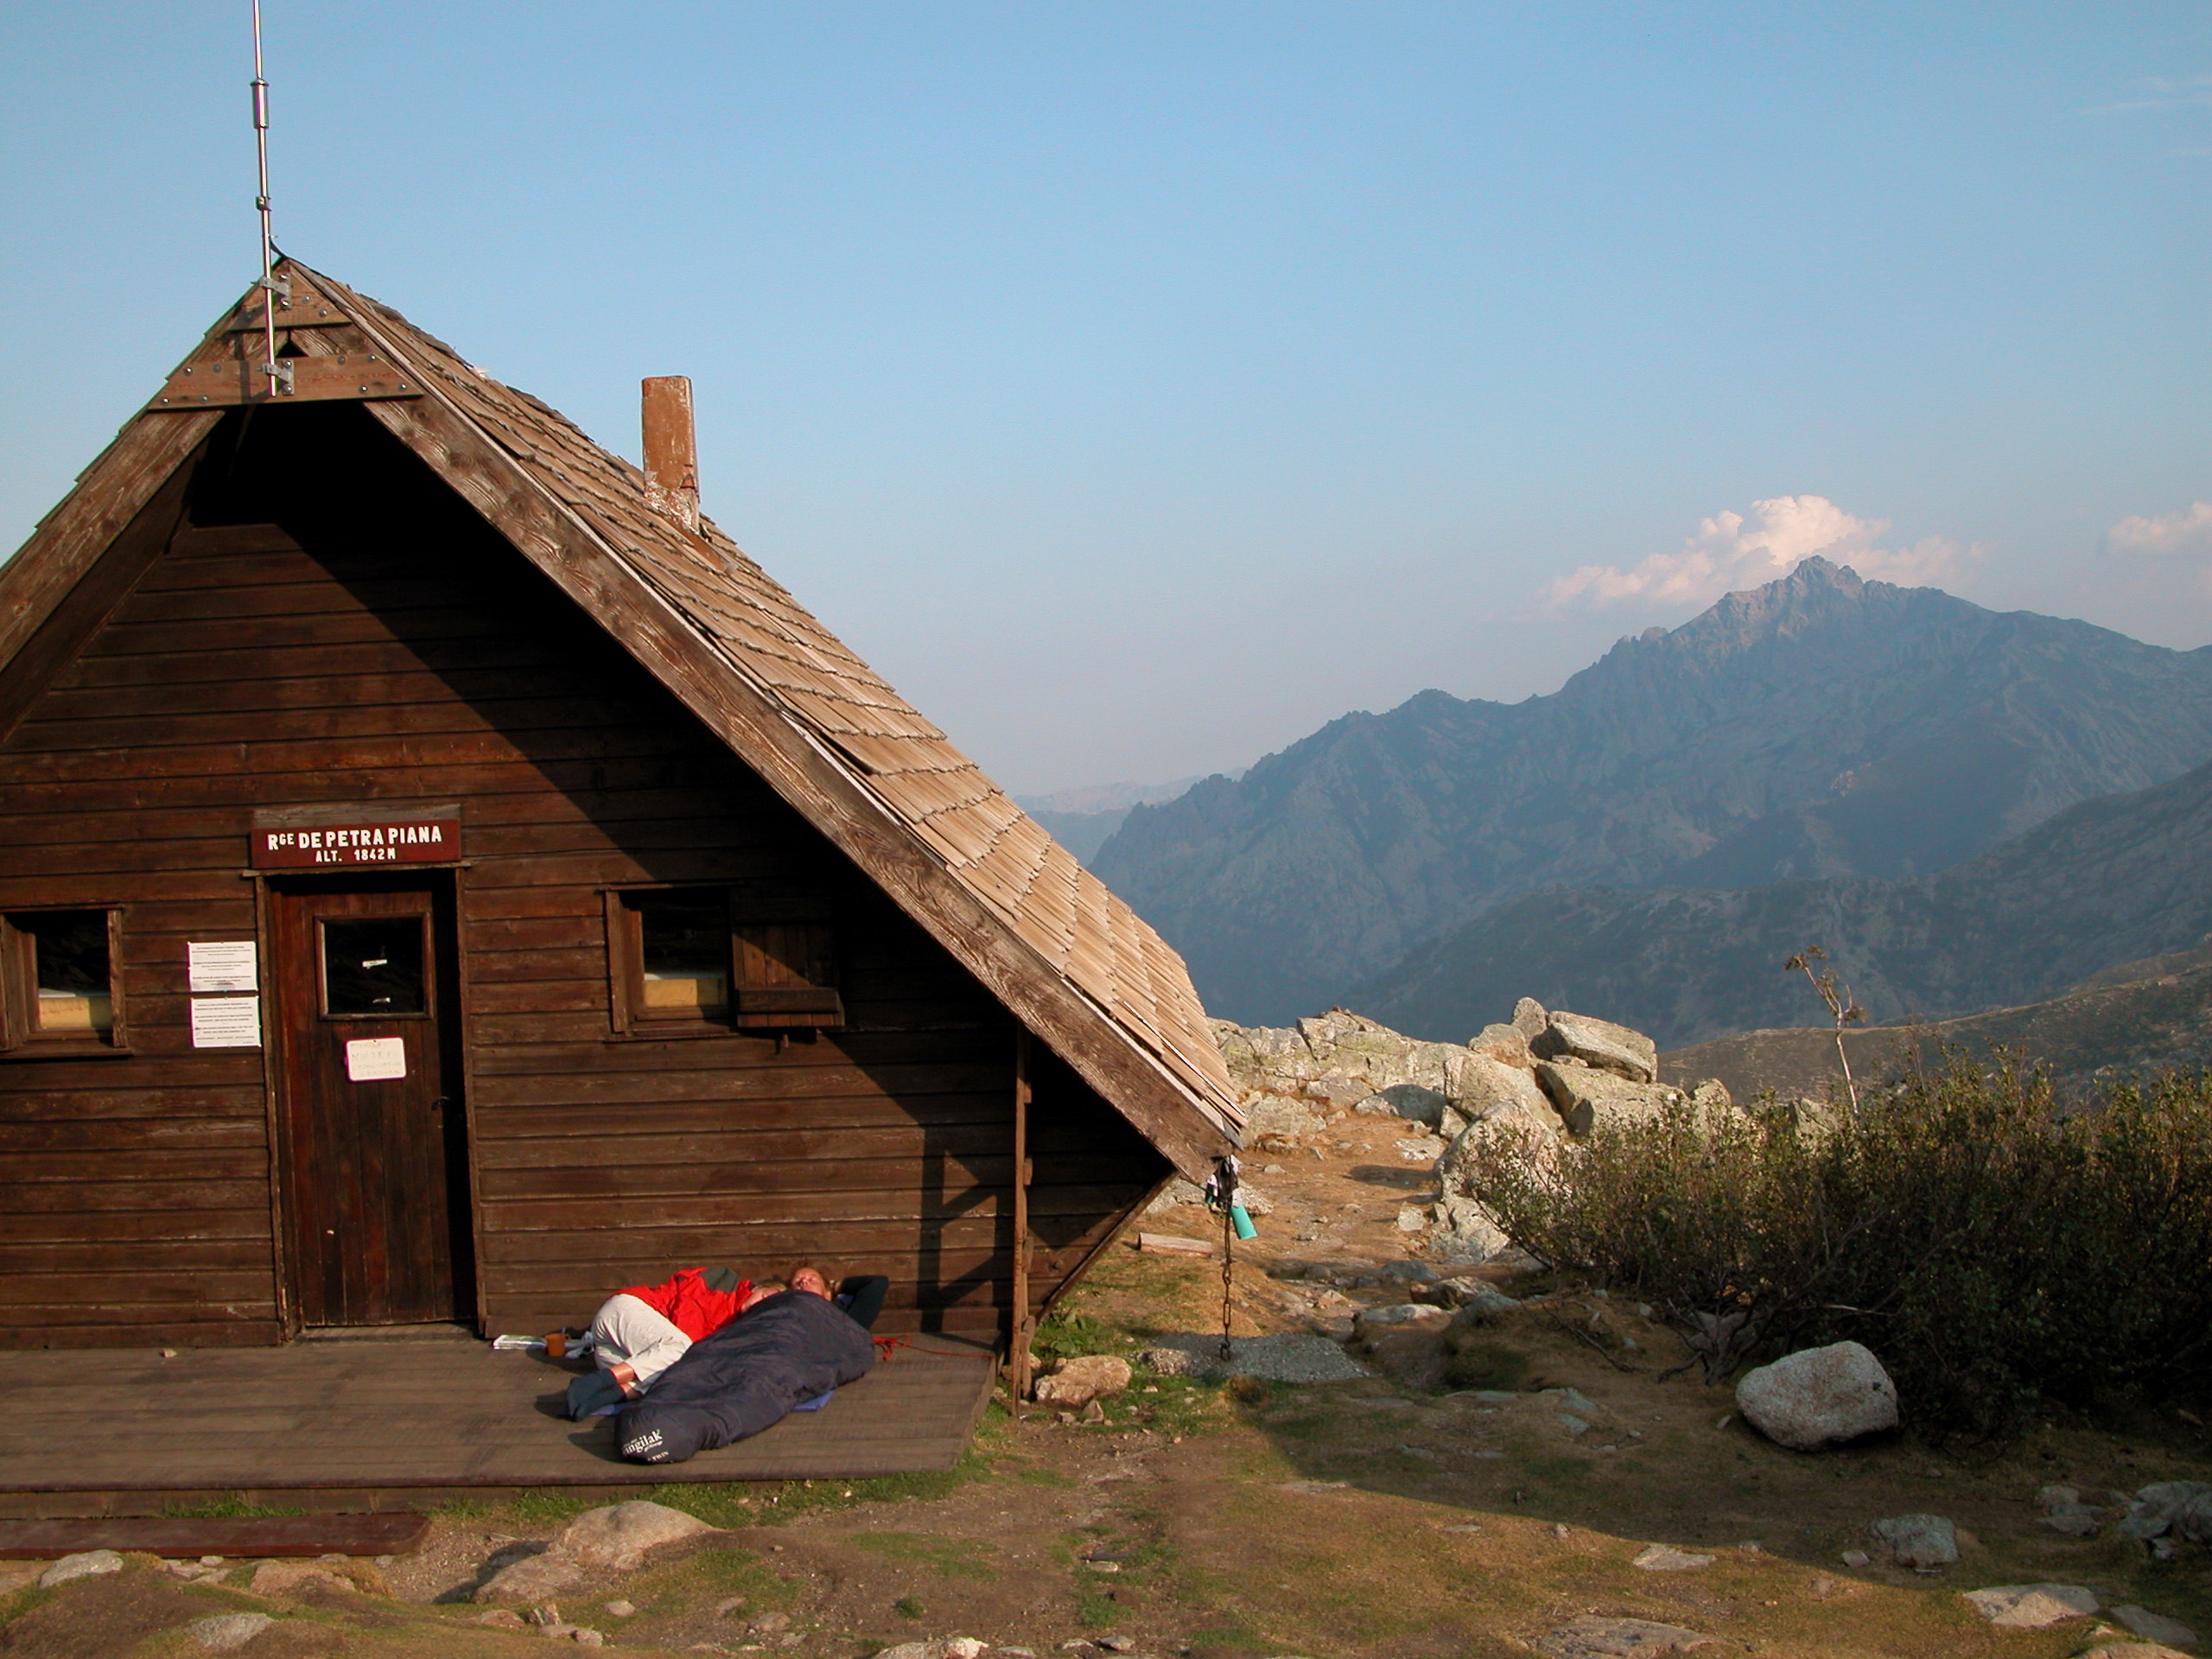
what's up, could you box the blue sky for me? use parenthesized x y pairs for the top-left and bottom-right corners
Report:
(4, 3), (2209, 792)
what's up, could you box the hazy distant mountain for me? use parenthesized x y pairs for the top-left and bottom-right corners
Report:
(1096, 558), (2212, 1023)
(1016, 773), (1236, 865)
(1359, 755), (2212, 1049)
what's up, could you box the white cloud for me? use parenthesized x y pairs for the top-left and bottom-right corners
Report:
(2106, 501), (2212, 557)
(1548, 494), (1981, 612)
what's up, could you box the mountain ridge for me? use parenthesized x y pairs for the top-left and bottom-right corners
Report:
(1359, 753), (2212, 1049)
(1096, 558), (2212, 1022)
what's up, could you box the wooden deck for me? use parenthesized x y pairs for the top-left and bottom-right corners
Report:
(0, 1332), (997, 1518)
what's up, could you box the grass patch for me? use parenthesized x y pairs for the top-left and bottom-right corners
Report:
(848, 1531), (995, 1582)
(1440, 1340), (1535, 1393)
(158, 1496), (305, 1518)
(435, 1411), (1008, 1536)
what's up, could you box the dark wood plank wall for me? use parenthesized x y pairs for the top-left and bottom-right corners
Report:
(0, 405), (1167, 1346)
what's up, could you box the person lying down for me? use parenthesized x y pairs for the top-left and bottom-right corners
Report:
(566, 1262), (888, 1421)
(614, 1270), (883, 1465)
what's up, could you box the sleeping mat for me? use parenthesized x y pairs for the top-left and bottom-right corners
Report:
(614, 1288), (876, 1464)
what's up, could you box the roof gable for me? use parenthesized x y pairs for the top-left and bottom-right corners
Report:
(0, 263), (1241, 1177)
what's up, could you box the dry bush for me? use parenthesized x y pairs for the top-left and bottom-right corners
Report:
(1456, 1057), (2212, 1440)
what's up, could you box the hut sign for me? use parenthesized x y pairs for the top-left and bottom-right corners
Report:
(251, 817), (461, 868)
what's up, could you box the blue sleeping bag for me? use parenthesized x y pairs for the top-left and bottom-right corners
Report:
(614, 1288), (876, 1464)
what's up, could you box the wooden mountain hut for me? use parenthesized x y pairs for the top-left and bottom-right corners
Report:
(0, 260), (1241, 1356)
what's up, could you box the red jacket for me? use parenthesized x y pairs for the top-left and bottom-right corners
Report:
(620, 1268), (750, 1341)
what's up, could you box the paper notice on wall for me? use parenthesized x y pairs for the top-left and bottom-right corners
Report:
(190, 995), (262, 1048)
(345, 1037), (408, 1082)
(188, 941), (258, 994)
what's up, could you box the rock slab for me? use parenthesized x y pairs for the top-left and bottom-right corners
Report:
(558, 1500), (718, 1571)
(1960, 1584), (2099, 1628)
(1535, 1010), (1660, 1083)
(2120, 1481), (2212, 1543)
(1535, 1064), (1682, 1135)
(1736, 1341), (1898, 1450)
(1632, 1545), (1714, 1570)
(190, 1613), (276, 1652)
(1535, 1615), (1714, 1656)
(39, 1550), (123, 1587)
(2114, 1606), (2199, 1647)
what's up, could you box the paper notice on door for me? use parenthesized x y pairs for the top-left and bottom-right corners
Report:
(345, 1037), (408, 1082)
(190, 995), (262, 1048)
(188, 940), (258, 994)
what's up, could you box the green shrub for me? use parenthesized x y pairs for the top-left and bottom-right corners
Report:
(1456, 1056), (2212, 1441)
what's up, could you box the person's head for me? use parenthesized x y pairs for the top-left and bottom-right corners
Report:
(790, 1263), (832, 1300)
(739, 1278), (787, 1312)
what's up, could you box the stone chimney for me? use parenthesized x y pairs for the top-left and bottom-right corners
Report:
(641, 375), (700, 532)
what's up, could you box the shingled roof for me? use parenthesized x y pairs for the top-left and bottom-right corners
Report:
(1, 259), (1242, 1177)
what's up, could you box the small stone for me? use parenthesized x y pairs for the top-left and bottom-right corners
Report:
(200, 1554), (225, 1567)
(1098, 1640), (1136, 1654)
(1840, 1549), (1870, 1568)
(1633, 1545), (1715, 1571)
(1535, 1614), (1714, 1656)
(604, 1599), (638, 1618)
(39, 1550), (124, 1587)
(1033, 1355), (1134, 1408)
(2040, 1508), (2101, 1536)
(162, 1348), (178, 1358)
(2113, 1606), (2199, 1647)
(188, 1613), (276, 1652)
(1559, 1414), (1590, 1437)
(1960, 1584), (2099, 1628)
(1871, 1513), (1957, 1570)
(748, 1611), (792, 1634)
(476, 1609), (529, 1628)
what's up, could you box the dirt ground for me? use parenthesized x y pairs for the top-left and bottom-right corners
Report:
(3, 1120), (2208, 1658)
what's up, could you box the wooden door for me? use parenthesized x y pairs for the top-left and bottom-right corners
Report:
(270, 875), (474, 1326)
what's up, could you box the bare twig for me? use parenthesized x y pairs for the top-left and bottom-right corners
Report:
(1785, 945), (1865, 1112)
(1543, 1307), (1643, 1373)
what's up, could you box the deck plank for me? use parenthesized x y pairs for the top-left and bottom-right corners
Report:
(0, 1339), (995, 1507)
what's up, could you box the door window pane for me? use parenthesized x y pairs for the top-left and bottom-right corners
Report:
(634, 891), (729, 1015)
(21, 911), (112, 1036)
(322, 917), (427, 1016)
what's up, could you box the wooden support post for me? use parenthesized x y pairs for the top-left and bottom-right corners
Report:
(1010, 1026), (1034, 1408)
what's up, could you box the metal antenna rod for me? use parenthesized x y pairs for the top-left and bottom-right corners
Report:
(251, 0), (285, 397)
